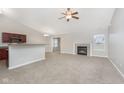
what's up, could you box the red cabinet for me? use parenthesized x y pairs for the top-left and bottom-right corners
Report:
(2, 33), (11, 43)
(2, 32), (26, 43)
(0, 48), (8, 60)
(20, 35), (26, 43)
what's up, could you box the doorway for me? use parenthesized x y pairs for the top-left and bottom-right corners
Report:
(53, 38), (61, 53)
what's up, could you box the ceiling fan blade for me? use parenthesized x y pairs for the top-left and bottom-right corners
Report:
(67, 19), (69, 22)
(72, 12), (78, 15)
(72, 16), (79, 19)
(61, 12), (66, 15)
(58, 16), (65, 19)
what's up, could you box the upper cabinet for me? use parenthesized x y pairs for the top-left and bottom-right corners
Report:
(2, 32), (26, 43)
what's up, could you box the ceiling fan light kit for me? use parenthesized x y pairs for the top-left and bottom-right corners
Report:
(59, 8), (79, 22)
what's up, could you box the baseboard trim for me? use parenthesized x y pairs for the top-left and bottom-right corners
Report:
(8, 58), (45, 70)
(61, 51), (74, 55)
(92, 55), (108, 58)
(61, 52), (108, 57)
(108, 58), (124, 78)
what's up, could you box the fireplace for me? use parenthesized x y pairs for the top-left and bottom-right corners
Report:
(75, 43), (90, 56)
(77, 46), (87, 55)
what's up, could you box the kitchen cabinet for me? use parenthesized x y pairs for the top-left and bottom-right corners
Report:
(0, 48), (8, 60)
(2, 32), (26, 43)
(20, 35), (26, 43)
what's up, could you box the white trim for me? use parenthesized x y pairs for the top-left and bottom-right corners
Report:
(61, 51), (75, 55)
(92, 55), (108, 58)
(8, 58), (45, 70)
(71, 52), (76, 55)
(108, 58), (124, 78)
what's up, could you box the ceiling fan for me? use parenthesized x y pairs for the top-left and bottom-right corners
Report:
(59, 8), (79, 22)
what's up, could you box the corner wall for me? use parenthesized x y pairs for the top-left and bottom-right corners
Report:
(109, 9), (124, 75)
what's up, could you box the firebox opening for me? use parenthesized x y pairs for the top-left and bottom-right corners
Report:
(77, 46), (87, 55)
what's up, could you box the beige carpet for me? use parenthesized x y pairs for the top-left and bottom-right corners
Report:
(0, 53), (124, 84)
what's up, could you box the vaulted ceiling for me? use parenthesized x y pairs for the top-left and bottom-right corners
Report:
(3, 8), (115, 35)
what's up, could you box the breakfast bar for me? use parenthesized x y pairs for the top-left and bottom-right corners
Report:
(0, 32), (46, 69)
(8, 44), (46, 69)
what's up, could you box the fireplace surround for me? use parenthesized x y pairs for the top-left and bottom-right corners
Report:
(75, 43), (90, 56)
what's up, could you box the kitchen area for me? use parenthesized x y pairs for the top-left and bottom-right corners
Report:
(0, 32), (46, 69)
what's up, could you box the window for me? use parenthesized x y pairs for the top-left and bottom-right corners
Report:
(94, 34), (105, 44)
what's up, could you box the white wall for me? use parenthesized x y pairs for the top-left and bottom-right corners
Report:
(109, 9), (124, 75)
(0, 15), (49, 45)
(54, 28), (108, 57)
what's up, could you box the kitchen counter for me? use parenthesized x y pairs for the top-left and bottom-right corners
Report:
(8, 43), (46, 69)
(0, 43), (47, 48)
(0, 43), (47, 69)
(0, 44), (8, 49)
(8, 43), (47, 46)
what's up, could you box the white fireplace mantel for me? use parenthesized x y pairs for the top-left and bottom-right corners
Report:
(74, 43), (91, 56)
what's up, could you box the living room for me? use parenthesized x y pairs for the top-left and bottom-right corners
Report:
(0, 8), (124, 84)
(0, 0), (124, 93)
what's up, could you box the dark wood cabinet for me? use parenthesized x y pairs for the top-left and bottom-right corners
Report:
(0, 48), (8, 60)
(2, 33), (11, 43)
(20, 35), (26, 43)
(2, 32), (26, 43)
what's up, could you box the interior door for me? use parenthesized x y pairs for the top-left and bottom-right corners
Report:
(53, 38), (60, 53)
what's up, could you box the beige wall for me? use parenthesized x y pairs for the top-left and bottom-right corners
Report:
(54, 28), (108, 57)
(0, 15), (49, 45)
(109, 9), (124, 75)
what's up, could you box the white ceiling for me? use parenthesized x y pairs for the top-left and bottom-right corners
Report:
(3, 8), (115, 35)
